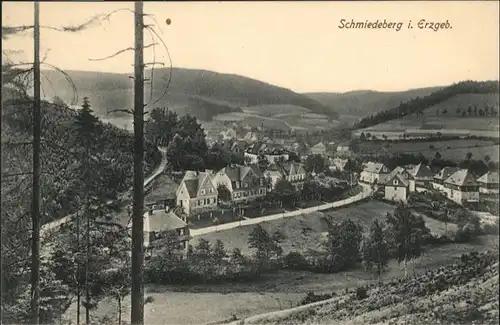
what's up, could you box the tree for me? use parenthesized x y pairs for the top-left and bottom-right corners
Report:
(131, 2), (145, 323)
(434, 151), (442, 160)
(192, 238), (213, 284)
(271, 230), (286, 260)
(467, 106), (472, 116)
(324, 219), (363, 272)
(484, 155), (491, 163)
(305, 154), (325, 174)
(362, 219), (389, 282)
(385, 206), (430, 277)
(466, 152), (473, 161)
(217, 184), (231, 202)
(31, 3), (42, 323)
(213, 239), (227, 264)
(247, 225), (274, 273)
(257, 154), (269, 171)
(273, 179), (298, 208)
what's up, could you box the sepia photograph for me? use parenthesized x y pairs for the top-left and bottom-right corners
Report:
(1, 1), (499, 325)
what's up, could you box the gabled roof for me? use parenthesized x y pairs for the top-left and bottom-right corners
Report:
(179, 171), (216, 198)
(444, 169), (479, 187)
(220, 164), (263, 183)
(148, 210), (187, 232)
(362, 162), (388, 174)
(311, 142), (326, 150)
(384, 172), (409, 187)
(477, 171), (499, 184)
(434, 167), (460, 181)
(331, 157), (348, 169)
(409, 163), (434, 179)
(385, 166), (413, 182)
(278, 161), (306, 177)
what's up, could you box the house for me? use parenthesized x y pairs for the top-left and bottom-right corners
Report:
(336, 141), (352, 157)
(329, 157), (349, 171)
(176, 171), (218, 216)
(432, 167), (460, 192)
(477, 171), (499, 194)
(263, 165), (283, 191)
(359, 162), (390, 184)
(276, 161), (307, 190)
(144, 206), (191, 257)
(310, 142), (327, 156)
(244, 142), (289, 164)
(219, 128), (237, 140)
(230, 139), (248, 157)
(443, 169), (480, 205)
(384, 171), (411, 203)
(383, 166), (414, 202)
(408, 163), (434, 187)
(211, 164), (267, 203)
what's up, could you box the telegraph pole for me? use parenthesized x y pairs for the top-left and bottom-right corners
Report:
(131, 1), (145, 324)
(31, 1), (41, 323)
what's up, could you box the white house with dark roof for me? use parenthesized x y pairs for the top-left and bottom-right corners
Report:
(139, 206), (191, 258)
(443, 169), (480, 204)
(477, 171), (499, 194)
(329, 157), (349, 172)
(359, 162), (390, 184)
(408, 163), (434, 187)
(176, 171), (218, 216)
(211, 164), (267, 203)
(432, 167), (460, 192)
(384, 170), (411, 203)
(310, 142), (327, 156)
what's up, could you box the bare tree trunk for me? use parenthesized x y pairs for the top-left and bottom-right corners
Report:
(85, 211), (90, 325)
(76, 210), (81, 325)
(118, 296), (122, 325)
(31, 2), (41, 323)
(403, 257), (408, 278)
(131, 2), (145, 324)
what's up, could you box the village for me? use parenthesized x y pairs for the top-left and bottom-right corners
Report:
(142, 125), (499, 259)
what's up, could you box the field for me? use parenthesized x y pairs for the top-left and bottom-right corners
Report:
(64, 198), (499, 325)
(358, 93), (500, 137)
(191, 201), (395, 256)
(65, 234), (499, 325)
(358, 139), (499, 162)
(214, 103), (335, 131)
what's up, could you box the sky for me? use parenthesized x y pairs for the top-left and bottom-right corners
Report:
(2, 1), (499, 93)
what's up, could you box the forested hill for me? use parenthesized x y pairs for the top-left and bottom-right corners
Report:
(40, 67), (339, 121)
(353, 80), (500, 130)
(305, 86), (443, 117)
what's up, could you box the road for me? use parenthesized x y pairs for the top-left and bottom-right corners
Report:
(40, 146), (167, 240)
(190, 183), (373, 237)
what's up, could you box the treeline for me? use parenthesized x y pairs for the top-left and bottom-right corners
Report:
(145, 107), (246, 172)
(145, 203), (485, 286)
(1, 68), (160, 324)
(355, 80), (500, 129)
(184, 96), (243, 121)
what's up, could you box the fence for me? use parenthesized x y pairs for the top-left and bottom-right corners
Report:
(190, 188), (372, 237)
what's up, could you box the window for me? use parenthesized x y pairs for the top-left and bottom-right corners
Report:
(201, 189), (205, 195)
(244, 182), (248, 188)
(393, 180), (398, 185)
(198, 200), (202, 205)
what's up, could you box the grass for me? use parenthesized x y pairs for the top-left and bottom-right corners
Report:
(243, 104), (312, 116)
(191, 201), (396, 256)
(358, 139), (499, 162)
(69, 234), (499, 325)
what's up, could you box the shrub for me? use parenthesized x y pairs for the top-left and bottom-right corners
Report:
(284, 252), (310, 270)
(299, 292), (334, 306)
(454, 224), (479, 243)
(355, 286), (369, 300)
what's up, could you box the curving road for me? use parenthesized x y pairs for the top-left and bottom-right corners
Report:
(40, 146), (168, 240)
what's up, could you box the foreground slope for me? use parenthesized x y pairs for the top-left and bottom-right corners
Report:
(231, 250), (499, 325)
(41, 67), (338, 121)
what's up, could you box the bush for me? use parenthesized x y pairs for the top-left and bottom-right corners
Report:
(299, 291), (334, 306)
(481, 222), (499, 235)
(284, 252), (310, 270)
(454, 224), (479, 243)
(355, 286), (369, 300)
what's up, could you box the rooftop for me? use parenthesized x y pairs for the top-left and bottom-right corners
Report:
(147, 209), (187, 232)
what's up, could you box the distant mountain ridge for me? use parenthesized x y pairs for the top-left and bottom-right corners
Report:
(41, 67), (339, 121)
(305, 87), (444, 117)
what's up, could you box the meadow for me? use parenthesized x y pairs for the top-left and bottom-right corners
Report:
(358, 139), (499, 162)
(62, 198), (500, 325)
